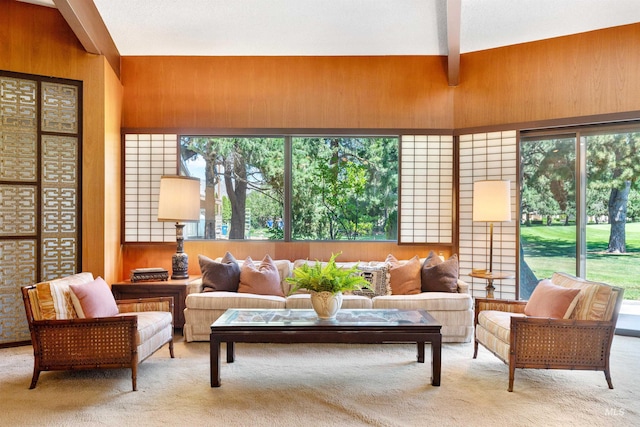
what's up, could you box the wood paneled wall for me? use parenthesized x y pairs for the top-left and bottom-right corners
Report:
(455, 23), (640, 129)
(1, 0), (122, 282)
(121, 56), (454, 130)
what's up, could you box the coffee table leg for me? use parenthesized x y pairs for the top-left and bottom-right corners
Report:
(431, 334), (441, 386)
(210, 337), (221, 387)
(226, 341), (235, 363)
(417, 341), (425, 363)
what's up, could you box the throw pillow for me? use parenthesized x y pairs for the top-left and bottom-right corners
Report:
(352, 264), (392, 297)
(238, 255), (285, 297)
(385, 254), (421, 295)
(524, 279), (582, 319)
(421, 251), (459, 293)
(35, 281), (77, 320)
(69, 277), (120, 318)
(199, 252), (241, 292)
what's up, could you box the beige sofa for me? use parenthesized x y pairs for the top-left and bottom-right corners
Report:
(183, 258), (473, 343)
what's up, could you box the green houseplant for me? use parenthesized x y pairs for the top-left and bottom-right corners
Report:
(286, 252), (371, 319)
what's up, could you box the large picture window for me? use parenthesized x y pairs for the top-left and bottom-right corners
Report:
(179, 136), (398, 241)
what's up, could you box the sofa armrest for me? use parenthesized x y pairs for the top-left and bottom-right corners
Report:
(474, 298), (526, 326)
(187, 278), (204, 294)
(456, 279), (470, 294)
(117, 296), (173, 314)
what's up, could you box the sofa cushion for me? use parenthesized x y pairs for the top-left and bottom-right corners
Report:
(524, 279), (581, 319)
(199, 252), (241, 292)
(238, 255), (285, 297)
(286, 293), (373, 309)
(186, 291), (286, 310)
(372, 292), (472, 311)
(385, 255), (421, 295)
(69, 277), (120, 318)
(34, 272), (94, 320)
(420, 251), (458, 293)
(117, 311), (172, 345)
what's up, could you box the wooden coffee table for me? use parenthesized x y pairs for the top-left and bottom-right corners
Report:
(210, 308), (442, 387)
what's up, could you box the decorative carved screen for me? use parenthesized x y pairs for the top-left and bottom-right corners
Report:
(0, 71), (82, 344)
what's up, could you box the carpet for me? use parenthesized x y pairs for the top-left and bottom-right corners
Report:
(1, 335), (639, 427)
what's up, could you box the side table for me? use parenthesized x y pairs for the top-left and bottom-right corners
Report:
(469, 270), (515, 298)
(111, 276), (200, 330)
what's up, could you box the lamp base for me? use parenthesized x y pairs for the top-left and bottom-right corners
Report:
(171, 252), (189, 280)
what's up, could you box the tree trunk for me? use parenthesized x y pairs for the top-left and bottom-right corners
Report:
(607, 181), (630, 253)
(225, 155), (247, 240)
(519, 243), (539, 300)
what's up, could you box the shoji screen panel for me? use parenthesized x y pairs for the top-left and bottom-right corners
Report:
(399, 135), (453, 244)
(459, 131), (518, 298)
(123, 134), (178, 243)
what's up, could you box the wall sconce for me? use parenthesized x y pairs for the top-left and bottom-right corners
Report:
(157, 175), (201, 279)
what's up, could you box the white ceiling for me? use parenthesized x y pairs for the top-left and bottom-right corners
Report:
(20, 0), (640, 56)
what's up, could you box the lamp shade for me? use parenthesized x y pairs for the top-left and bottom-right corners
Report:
(157, 176), (201, 222)
(472, 180), (512, 222)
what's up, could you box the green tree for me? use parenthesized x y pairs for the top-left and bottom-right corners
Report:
(587, 132), (640, 253)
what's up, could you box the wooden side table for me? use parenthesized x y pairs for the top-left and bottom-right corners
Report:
(111, 276), (199, 329)
(469, 271), (515, 298)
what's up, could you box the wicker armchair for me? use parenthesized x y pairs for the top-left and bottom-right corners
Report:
(473, 272), (624, 392)
(22, 273), (174, 391)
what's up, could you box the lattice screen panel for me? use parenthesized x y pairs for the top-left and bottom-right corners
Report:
(123, 134), (178, 242)
(459, 131), (518, 299)
(0, 72), (81, 344)
(399, 135), (453, 244)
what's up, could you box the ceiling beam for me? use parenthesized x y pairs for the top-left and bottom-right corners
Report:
(447, 0), (461, 86)
(53, 0), (120, 78)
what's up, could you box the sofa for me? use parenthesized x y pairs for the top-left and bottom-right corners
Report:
(183, 252), (473, 343)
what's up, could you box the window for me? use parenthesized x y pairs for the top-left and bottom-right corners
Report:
(124, 132), (452, 244)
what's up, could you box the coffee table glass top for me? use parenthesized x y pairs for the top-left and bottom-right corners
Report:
(213, 309), (439, 327)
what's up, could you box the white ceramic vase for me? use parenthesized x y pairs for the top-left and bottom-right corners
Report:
(310, 291), (343, 320)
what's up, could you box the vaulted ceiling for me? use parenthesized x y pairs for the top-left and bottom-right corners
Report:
(17, 0), (640, 84)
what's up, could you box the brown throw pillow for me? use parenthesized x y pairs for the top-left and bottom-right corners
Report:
(421, 251), (459, 293)
(199, 252), (240, 292)
(238, 255), (285, 297)
(524, 279), (581, 318)
(385, 254), (421, 295)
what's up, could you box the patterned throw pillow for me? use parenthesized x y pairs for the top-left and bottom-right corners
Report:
(352, 264), (392, 297)
(35, 272), (95, 319)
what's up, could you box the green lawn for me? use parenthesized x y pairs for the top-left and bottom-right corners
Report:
(521, 222), (640, 300)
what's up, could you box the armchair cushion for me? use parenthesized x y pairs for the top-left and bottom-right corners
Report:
(34, 272), (95, 320)
(524, 279), (581, 318)
(69, 277), (119, 318)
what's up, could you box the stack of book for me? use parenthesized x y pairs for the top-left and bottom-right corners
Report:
(130, 267), (169, 282)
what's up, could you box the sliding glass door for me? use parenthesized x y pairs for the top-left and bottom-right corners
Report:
(519, 127), (640, 301)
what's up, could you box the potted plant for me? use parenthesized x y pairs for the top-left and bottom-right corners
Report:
(286, 252), (371, 319)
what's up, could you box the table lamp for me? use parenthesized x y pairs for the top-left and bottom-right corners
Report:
(472, 180), (511, 273)
(157, 175), (201, 279)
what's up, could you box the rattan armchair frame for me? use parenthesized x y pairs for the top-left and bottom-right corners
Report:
(22, 285), (175, 391)
(473, 289), (624, 392)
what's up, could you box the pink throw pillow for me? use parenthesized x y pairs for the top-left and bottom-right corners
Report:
(69, 277), (119, 318)
(524, 279), (581, 319)
(385, 254), (422, 295)
(238, 255), (285, 297)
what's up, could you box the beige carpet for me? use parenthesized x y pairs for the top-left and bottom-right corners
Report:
(1, 335), (638, 427)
